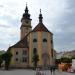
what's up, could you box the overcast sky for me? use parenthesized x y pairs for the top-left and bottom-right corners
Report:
(0, 0), (75, 52)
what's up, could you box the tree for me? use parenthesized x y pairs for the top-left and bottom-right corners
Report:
(71, 56), (75, 59)
(2, 51), (12, 70)
(55, 59), (61, 64)
(32, 48), (39, 70)
(32, 54), (39, 69)
(61, 57), (72, 63)
(0, 55), (3, 68)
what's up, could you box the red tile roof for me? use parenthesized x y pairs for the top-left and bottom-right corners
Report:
(32, 23), (52, 34)
(10, 35), (28, 48)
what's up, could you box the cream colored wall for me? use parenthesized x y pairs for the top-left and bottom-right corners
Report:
(29, 32), (43, 67)
(37, 31), (42, 66)
(47, 33), (55, 65)
(47, 32), (52, 57)
(47, 32), (51, 65)
(42, 32), (47, 54)
(28, 31), (54, 67)
(29, 32), (43, 66)
(10, 48), (15, 65)
(10, 48), (29, 68)
(28, 33), (33, 67)
(37, 32), (54, 66)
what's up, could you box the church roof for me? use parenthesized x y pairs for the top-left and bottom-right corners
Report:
(10, 35), (28, 48)
(32, 23), (50, 32)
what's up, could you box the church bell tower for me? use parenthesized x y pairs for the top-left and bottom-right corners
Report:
(20, 4), (32, 39)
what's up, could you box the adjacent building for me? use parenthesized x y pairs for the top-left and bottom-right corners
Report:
(63, 50), (75, 58)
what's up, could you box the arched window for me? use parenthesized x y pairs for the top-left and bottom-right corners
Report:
(33, 39), (37, 42)
(15, 58), (18, 61)
(33, 48), (37, 54)
(43, 38), (47, 42)
(16, 52), (18, 55)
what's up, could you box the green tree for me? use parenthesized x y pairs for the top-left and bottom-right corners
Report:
(55, 59), (61, 64)
(61, 57), (72, 63)
(32, 54), (39, 69)
(0, 55), (3, 68)
(71, 56), (75, 59)
(2, 51), (12, 70)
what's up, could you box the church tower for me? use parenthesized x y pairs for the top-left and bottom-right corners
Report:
(20, 4), (32, 39)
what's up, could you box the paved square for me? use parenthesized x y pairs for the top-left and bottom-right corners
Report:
(0, 69), (75, 75)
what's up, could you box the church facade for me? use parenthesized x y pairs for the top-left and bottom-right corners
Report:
(9, 5), (56, 68)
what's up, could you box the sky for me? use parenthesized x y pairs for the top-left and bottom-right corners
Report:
(0, 0), (75, 52)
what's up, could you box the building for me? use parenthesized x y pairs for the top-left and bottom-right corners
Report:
(56, 52), (64, 59)
(9, 5), (55, 68)
(63, 50), (75, 58)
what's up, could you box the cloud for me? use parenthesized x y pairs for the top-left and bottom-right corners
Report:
(52, 0), (75, 52)
(0, 5), (4, 8)
(0, 26), (19, 50)
(0, 24), (10, 28)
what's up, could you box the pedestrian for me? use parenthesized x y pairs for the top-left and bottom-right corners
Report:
(50, 65), (56, 74)
(50, 66), (53, 74)
(53, 66), (56, 74)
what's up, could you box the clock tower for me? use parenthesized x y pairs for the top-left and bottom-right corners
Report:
(20, 4), (32, 39)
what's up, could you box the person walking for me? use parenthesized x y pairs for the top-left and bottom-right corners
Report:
(50, 66), (53, 74)
(50, 65), (56, 74)
(52, 66), (56, 74)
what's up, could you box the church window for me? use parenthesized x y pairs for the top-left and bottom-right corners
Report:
(43, 38), (47, 42)
(33, 39), (37, 42)
(15, 58), (18, 61)
(33, 48), (37, 54)
(16, 52), (18, 55)
(23, 50), (27, 55)
(22, 57), (27, 62)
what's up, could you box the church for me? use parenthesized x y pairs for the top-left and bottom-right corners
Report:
(9, 5), (56, 68)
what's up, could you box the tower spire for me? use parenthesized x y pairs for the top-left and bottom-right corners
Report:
(26, 2), (27, 6)
(40, 9), (41, 14)
(25, 3), (28, 13)
(22, 3), (30, 19)
(39, 9), (43, 23)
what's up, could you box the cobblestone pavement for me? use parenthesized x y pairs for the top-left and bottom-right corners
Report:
(0, 69), (75, 75)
